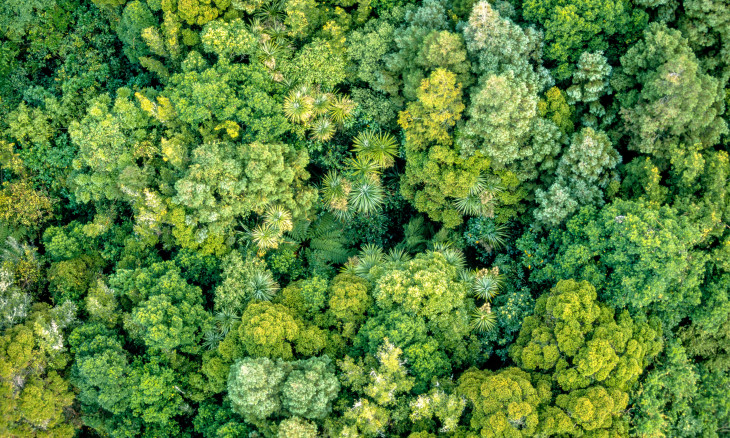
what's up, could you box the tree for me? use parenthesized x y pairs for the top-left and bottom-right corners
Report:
(534, 127), (620, 226)
(112, 261), (209, 353)
(69, 323), (132, 419)
(281, 356), (340, 420)
(172, 140), (316, 242)
(462, 1), (550, 89)
(227, 355), (340, 425)
(400, 69), (490, 227)
(535, 200), (708, 328)
(1, 304), (78, 437)
(566, 51), (612, 127)
(237, 301), (301, 360)
(509, 279), (662, 435)
(457, 367), (551, 437)
(613, 23), (728, 162)
(227, 356), (289, 424)
(328, 273), (372, 338)
(522, 0), (648, 80)
(278, 417), (318, 438)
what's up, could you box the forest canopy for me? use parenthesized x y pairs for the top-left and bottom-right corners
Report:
(0, 0), (729, 436)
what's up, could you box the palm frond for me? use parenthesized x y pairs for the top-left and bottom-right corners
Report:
(250, 223), (282, 254)
(310, 117), (336, 142)
(352, 129), (399, 168)
(329, 93), (356, 124)
(470, 303), (497, 333)
(248, 270), (280, 301)
(472, 274), (502, 301)
(283, 88), (313, 124)
(202, 329), (225, 350)
(385, 247), (411, 264)
(214, 308), (240, 336)
(349, 180), (385, 216)
(440, 247), (466, 272)
(264, 205), (293, 233)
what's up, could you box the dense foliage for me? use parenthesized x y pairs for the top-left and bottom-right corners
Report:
(1, 0), (729, 436)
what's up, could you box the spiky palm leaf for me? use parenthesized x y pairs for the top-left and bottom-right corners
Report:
(250, 223), (281, 254)
(458, 269), (477, 284)
(283, 88), (313, 124)
(214, 308), (240, 336)
(478, 220), (508, 252)
(248, 270), (280, 301)
(264, 205), (293, 233)
(312, 92), (332, 116)
(202, 329), (225, 350)
(310, 117), (336, 142)
(256, 0), (286, 24)
(352, 129), (399, 168)
(454, 194), (487, 216)
(321, 171), (351, 219)
(385, 247), (411, 264)
(472, 274), (502, 301)
(470, 304), (497, 333)
(348, 156), (381, 179)
(354, 244), (385, 278)
(440, 247), (466, 272)
(349, 180), (385, 216)
(402, 216), (427, 253)
(329, 93), (356, 124)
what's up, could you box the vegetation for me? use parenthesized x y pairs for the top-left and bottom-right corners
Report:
(0, 0), (729, 436)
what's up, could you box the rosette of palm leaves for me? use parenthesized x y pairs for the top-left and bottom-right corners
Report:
(310, 117), (336, 142)
(264, 205), (293, 233)
(202, 329), (225, 350)
(472, 271), (503, 302)
(475, 219), (508, 253)
(249, 222), (282, 255)
(214, 308), (240, 336)
(347, 156), (382, 181)
(354, 244), (385, 279)
(454, 176), (503, 218)
(349, 178), (385, 216)
(248, 269), (280, 301)
(321, 171), (352, 220)
(352, 129), (399, 168)
(440, 247), (466, 272)
(312, 91), (333, 116)
(283, 87), (314, 124)
(470, 303), (497, 333)
(384, 247), (411, 264)
(328, 93), (356, 124)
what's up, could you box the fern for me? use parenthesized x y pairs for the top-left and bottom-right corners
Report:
(287, 214), (353, 269)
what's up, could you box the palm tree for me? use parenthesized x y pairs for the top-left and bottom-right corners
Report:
(310, 117), (336, 142)
(248, 270), (280, 301)
(328, 93), (356, 124)
(264, 205), (293, 233)
(320, 171), (351, 220)
(472, 271), (502, 301)
(454, 176), (503, 218)
(349, 179), (385, 216)
(283, 87), (313, 124)
(352, 129), (399, 168)
(249, 223), (282, 255)
(470, 303), (497, 333)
